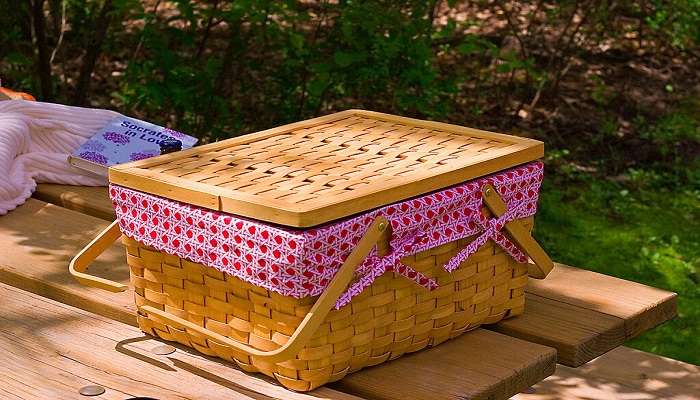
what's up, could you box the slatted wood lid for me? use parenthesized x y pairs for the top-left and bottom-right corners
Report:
(110, 110), (543, 227)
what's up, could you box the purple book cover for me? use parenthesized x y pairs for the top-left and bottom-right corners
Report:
(71, 115), (198, 168)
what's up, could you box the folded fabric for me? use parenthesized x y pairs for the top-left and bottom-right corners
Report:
(110, 162), (543, 308)
(0, 100), (117, 214)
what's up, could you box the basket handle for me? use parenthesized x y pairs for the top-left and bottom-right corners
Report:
(69, 220), (128, 292)
(138, 217), (389, 363)
(482, 184), (554, 279)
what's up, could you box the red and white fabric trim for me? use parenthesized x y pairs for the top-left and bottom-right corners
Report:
(110, 162), (543, 308)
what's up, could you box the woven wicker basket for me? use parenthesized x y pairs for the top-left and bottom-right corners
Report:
(70, 110), (553, 391)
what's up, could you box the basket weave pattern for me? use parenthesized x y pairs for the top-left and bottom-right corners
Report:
(144, 115), (514, 205)
(110, 110), (543, 227)
(126, 217), (533, 391)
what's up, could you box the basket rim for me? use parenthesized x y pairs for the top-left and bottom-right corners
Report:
(109, 109), (543, 227)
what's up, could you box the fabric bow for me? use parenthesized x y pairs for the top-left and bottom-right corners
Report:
(444, 200), (529, 272)
(335, 185), (531, 308)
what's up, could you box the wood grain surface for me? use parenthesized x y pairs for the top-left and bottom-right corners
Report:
(0, 282), (556, 400)
(34, 184), (114, 220)
(26, 186), (679, 367)
(492, 264), (677, 366)
(0, 283), (358, 400)
(513, 346), (700, 400)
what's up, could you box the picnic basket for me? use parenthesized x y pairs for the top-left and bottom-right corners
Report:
(70, 110), (553, 391)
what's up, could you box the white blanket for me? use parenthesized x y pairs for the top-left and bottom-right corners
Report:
(0, 100), (117, 214)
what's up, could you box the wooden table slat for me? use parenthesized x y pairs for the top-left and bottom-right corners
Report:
(0, 283), (556, 400)
(528, 264), (678, 340)
(493, 292), (626, 366)
(0, 199), (134, 325)
(332, 328), (555, 400)
(0, 283), (358, 400)
(494, 264), (677, 366)
(34, 184), (114, 220)
(514, 346), (700, 399)
(29, 185), (679, 367)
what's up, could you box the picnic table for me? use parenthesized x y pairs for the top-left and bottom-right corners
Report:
(0, 183), (695, 399)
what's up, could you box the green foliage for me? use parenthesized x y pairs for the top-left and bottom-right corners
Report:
(535, 177), (700, 365)
(0, 2), (33, 91)
(590, 75), (612, 107)
(637, 108), (700, 187)
(646, 0), (700, 49)
(106, 1), (461, 138)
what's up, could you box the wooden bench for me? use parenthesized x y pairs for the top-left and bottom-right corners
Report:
(29, 184), (680, 367)
(494, 264), (676, 366)
(0, 282), (358, 400)
(0, 185), (682, 399)
(515, 346), (700, 399)
(34, 184), (113, 220)
(1, 282), (555, 400)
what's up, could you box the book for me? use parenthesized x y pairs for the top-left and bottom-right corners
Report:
(68, 115), (198, 176)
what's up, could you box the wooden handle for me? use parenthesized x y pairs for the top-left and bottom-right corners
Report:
(139, 216), (389, 363)
(482, 184), (554, 279)
(69, 220), (128, 292)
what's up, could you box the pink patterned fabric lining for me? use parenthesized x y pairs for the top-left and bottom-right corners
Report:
(110, 162), (543, 308)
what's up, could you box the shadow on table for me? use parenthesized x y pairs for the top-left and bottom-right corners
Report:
(513, 346), (700, 400)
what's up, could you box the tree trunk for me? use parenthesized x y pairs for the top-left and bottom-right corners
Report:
(48, 0), (61, 37)
(196, 23), (244, 136)
(72, 0), (113, 106)
(31, 0), (54, 100)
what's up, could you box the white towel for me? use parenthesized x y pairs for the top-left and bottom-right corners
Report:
(0, 100), (118, 214)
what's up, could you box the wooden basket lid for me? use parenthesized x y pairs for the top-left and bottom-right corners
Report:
(110, 110), (543, 227)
